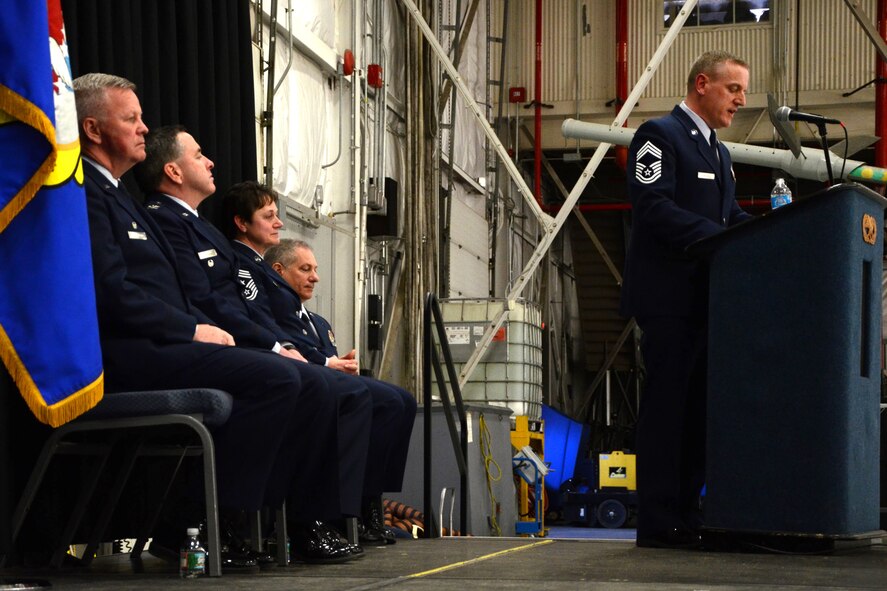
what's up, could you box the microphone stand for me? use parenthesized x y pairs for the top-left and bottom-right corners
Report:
(817, 122), (834, 186)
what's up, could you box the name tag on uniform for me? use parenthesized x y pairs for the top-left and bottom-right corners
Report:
(127, 231), (147, 240)
(697, 172), (715, 180)
(198, 249), (218, 260)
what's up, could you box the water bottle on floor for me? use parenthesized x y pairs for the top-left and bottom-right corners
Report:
(180, 527), (206, 578)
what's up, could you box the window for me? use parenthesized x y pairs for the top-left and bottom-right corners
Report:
(664, 0), (771, 27)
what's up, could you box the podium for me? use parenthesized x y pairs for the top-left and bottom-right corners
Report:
(692, 183), (886, 548)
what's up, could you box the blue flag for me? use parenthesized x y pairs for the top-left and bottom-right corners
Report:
(0, 0), (103, 426)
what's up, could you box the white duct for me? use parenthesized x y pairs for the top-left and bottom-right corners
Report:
(561, 119), (869, 183)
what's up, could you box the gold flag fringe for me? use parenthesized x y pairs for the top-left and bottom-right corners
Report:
(0, 84), (58, 234)
(0, 323), (104, 428)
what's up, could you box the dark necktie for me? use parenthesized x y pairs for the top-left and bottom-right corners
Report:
(301, 307), (319, 339)
(710, 130), (719, 160)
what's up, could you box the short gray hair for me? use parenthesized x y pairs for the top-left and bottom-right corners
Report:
(265, 238), (312, 267)
(73, 73), (136, 125)
(686, 51), (748, 93)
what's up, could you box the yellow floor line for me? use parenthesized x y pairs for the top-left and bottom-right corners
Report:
(404, 539), (556, 579)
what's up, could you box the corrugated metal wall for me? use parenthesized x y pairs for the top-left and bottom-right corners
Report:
(627, 6), (773, 99)
(494, 0), (877, 108)
(494, 0), (616, 104)
(795, 0), (876, 92)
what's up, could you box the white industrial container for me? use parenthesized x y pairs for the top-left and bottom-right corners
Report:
(434, 299), (543, 419)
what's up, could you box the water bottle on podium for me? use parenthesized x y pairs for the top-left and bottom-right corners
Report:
(180, 527), (206, 578)
(770, 177), (792, 209)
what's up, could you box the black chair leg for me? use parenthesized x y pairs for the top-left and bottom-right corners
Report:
(275, 504), (288, 566)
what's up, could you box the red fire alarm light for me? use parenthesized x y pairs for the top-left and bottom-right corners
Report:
(367, 64), (383, 88)
(509, 87), (526, 103)
(342, 49), (355, 76)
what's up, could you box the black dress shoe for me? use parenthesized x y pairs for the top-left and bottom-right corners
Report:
(198, 519), (259, 569)
(148, 535), (257, 570)
(246, 548), (277, 566)
(361, 496), (397, 545)
(636, 528), (702, 550)
(290, 521), (359, 564)
(357, 519), (388, 546)
(218, 549), (259, 569)
(316, 521), (365, 557)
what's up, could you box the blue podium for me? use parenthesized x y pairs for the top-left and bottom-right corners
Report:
(693, 183), (886, 549)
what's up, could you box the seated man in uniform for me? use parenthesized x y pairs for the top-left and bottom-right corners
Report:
(73, 73), (353, 567)
(224, 182), (416, 545)
(134, 126), (405, 547)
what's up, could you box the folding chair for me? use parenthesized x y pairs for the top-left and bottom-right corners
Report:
(5, 388), (232, 577)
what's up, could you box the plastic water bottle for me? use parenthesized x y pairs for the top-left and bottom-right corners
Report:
(770, 177), (792, 209)
(180, 527), (206, 578)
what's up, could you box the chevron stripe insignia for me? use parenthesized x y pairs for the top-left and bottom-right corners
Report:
(635, 141), (663, 185)
(237, 268), (259, 300)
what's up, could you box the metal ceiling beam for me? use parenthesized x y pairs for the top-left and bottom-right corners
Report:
(844, 0), (887, 63)
(397, 0), (551, 227)
(520, 124), (622, 286)
(453, 0), (699, 389)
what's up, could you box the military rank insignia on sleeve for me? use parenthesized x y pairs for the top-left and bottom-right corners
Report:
(635, 141), (662, 185)
(237, 269), (259, 300)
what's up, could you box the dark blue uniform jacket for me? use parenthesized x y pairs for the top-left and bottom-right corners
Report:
(620, 106), (752, 320)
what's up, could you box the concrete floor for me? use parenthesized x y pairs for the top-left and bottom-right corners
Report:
(2, 529), (885, 590)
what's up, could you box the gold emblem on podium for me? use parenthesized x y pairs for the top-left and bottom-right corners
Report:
(862, 214), (877, 245)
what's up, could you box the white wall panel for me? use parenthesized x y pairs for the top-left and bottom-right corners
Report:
(448, 188), (490, 297)
(628, 2), (773, 100)
(796, 0), (877, 92)
(496, 0), (615, 105)
(279, 208), (356, 353)
(492, 1), (877, 116)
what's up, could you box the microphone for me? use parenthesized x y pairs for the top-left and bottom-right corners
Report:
(775, 106), (841, 126)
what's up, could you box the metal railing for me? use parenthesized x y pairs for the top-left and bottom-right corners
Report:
(422, 292), (468, 537)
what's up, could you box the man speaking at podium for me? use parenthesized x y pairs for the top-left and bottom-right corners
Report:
(620, 51), (753, 550)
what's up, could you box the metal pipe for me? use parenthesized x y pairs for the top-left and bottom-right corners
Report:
(545, 202), (631, 212)
(560, 119), (883, 183)
(263, 0), (279, 187)
(877, 0), (887, 167)
(422, 294), (434, 537)
(605, 370), (611, 427)
(352, 0), (364, 360)
(534, 0), (542, 205)
(373, 0), (385, 207)
(397, 0), (550, 227)
(614, 0), (628, 171)
(574, 0), (581, 134)
(272, 0), (293, 95)
(321, 77), (344, 169)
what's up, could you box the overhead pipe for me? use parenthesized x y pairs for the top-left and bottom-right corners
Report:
(614, 0), (629, 171)
(545, 200), (778, 214)
(534, 0), (543, 205)
(546, 202), (630, 212)
(561, 119), (887, 184)
(877, 0), (887, 168)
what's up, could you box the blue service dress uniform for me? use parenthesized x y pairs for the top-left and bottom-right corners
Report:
(232, 240), (417, 496)
(620, 106), (752, 539)
(144, 192), (373, 518)
(83, 161), (336, 513)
